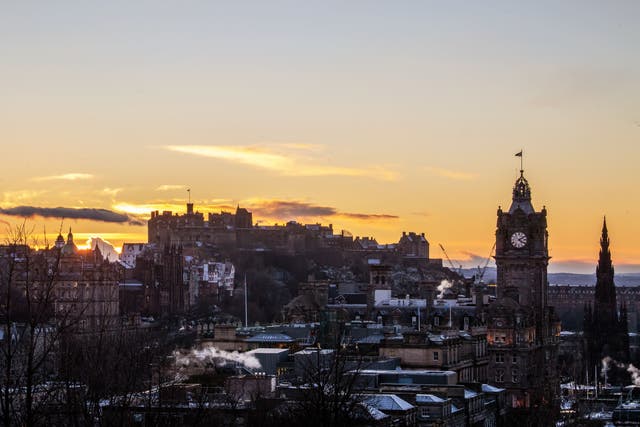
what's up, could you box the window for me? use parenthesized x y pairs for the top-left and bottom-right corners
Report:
(512, 369), (520, 383)
(495, 369), (504, 383)
(433, 351), (439, 361)
(495, 353), (504, 363)
(434, 317), (440, 326)
(512, 355), (518, 364)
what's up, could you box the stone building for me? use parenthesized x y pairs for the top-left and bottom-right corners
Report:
(148, 202), (433, 263)
(0, 229), (120, 332)
(379, 326), (489, 383)
(134, 244), (186, 316)
(398, 231), (429, 259)
(54, 232), (120, 331)
(484, 170), (561, 411)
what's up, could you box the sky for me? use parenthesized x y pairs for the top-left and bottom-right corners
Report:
(1, 1), (639, 273)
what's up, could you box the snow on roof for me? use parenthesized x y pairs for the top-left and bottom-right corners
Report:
(116, 260), (134, 269)
(248, 348), (289, 355)
(118, 280), (144, 288)
(364, 394), (415, 412)
(362, 404), (389, 420)
(416, 394), (446, 403)
(482, 384), (505, 393)
(356, 334), (385, 345)
(245, 333), (294, 343)
(464, 389), (479, 399)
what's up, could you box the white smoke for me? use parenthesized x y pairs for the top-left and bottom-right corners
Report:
(628, 364), (640, 386)
(437, 280), (453, 299)
(175, 346), (262, 370)
(602, 356), (626, 373)
(601, 356), (640, 386)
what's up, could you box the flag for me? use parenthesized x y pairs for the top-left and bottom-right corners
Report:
(515, 151), (522, 157)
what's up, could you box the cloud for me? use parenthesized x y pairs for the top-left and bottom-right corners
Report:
(164, 144), (397, 181)
(32, 173), (94, 182)
(424, 167), (475, 181)
(156, 184), (187, 191)
(0, 206), (144, 226)
(248, 200), (337, 218)
(246, 199), (398, 222)
(338, 212), (399, 220)
(101, 188), (122, 197)
(1, 190), (47, 207)
(459, 251), (495, 266)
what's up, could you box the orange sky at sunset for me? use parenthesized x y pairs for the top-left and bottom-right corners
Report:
(1, 2), (639, 273)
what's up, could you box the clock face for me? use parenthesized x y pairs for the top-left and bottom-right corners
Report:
(510, 231), (527, 248)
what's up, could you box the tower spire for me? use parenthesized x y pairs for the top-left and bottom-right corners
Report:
(508, 167), (534, 214)
(597, 216), (613, 284)
(595, 216), (616, 311)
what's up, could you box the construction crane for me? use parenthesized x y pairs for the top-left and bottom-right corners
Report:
(438, 243), (462, 276)
(475, 242), (496, 284)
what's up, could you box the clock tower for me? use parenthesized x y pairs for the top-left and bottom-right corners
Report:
(495, 170), (549, 322)
(485, 168), (560, 416)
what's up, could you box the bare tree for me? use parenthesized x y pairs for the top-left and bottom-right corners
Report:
(0, 223), (86, 426)
(253, 343), (374, 427)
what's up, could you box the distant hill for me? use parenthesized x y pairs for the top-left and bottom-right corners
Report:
(456, 267), (640, 287)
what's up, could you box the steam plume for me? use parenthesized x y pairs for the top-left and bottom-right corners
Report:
(437, 280), (453, 299)
(174, 346), (261, 370)
(601, 356), (640, 386)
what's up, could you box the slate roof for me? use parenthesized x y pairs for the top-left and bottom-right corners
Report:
(364, 394), (415, 412)
(464, 389), (479, 399)
(245, 333), (294, 343)
(481, 384), (506, 393)
(356, 334), (385, 345)
(416, 394), (446, 404)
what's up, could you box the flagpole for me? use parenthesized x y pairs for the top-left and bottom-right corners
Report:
(515, 150), (524, 173)
(244, 274), (248, 328)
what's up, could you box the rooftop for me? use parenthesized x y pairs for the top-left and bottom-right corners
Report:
(416, 394), (446, 403)
(245, 333), (295, 343)
(363, 394), (415, 412)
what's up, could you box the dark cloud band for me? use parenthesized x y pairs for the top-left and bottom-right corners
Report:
(0, 206), (144, 226)
(249, 200), (397, 221)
